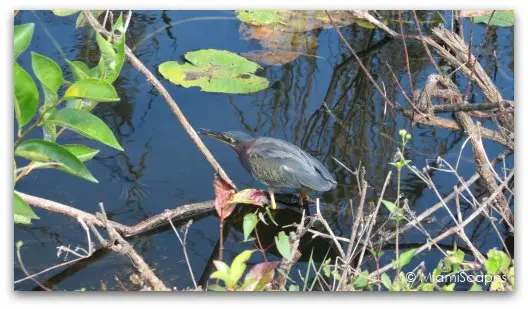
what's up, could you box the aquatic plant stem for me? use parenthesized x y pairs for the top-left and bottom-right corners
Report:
(82, 10), (237, 190)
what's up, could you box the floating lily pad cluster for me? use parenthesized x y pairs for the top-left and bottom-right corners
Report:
(159, 49), (269, 94)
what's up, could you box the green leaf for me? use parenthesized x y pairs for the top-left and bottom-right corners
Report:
(15, 139), (98, 183)
(52, 10), (79, 16)
(14, 62), (39, 127)
(63, 144), (100, 161)
(45, 108), (123, 151)
(421, 283), (434, 291)
(473, 10), (514, 27)
(381, 199), (398, 214)
(159, 49), (269, 94)
(352, 270), (369, 290)
(14, 192), (39, 225)
(95, 32), (125, 83)
(441, 283), (455, 291)
(242, 213), (258, 241)
(14, 23), (34, 58)
(395, 249), (417, 269)
(485, 249), (511, 275)
(381, 273), (392, 290)
(275, 231), (293, 262)
(63, 79), (120, 102)
(67, 60), (99, 81)
(229, 250), (254, 286)
(207, 285), (227, 291)
(211, 260), (231, 286)
(469, 283), (483, 291)
(31, 52), (63, 93)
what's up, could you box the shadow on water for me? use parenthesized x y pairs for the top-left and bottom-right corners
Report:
(14, 10), (513, 290)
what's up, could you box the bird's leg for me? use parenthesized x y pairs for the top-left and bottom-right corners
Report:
(268, 189), (277, 210)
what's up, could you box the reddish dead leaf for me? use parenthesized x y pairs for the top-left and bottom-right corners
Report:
(243, 261), (280, 291)
(227, 188), (269, 207)
(213, 174), (236, 220)
(241, 50), (302, 66)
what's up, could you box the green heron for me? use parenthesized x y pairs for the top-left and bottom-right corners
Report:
(199, 129), (337, 209)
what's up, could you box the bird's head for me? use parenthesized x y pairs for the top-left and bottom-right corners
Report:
(198, 129), (254, 148)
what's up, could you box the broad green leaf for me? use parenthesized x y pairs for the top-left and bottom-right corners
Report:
(485, 249), (511, 275)
(381, 272), (392, 290)
(243, 261), (279, 291)
(159, 49), (269, 94)
(473, 10), (514, 27)
(63, 79), (120, 102)
(395, 249), (417, 269)
(14, 62), (39, 127)
(211, 260), (230, 283)
(229, 250), (254, 286)
(275, 231), (293, 262)
(14, 23), (34, 58)
(15, 139), (98, 183)
(52, 10), (79, 16)
(45, 108), (123, 151)
(31, 52), (63, 93)
(14, 192), (39, 224)
(67, 60), (99, 81)
(242, 213), (258, 241)
(63, 144), (99, 161)
(352, 270), (370, 290)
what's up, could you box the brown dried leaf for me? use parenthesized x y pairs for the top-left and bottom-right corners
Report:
(241, 50), (302, 66)
(213, 174), (236, 220)
(227, 188), (269, 207)
(243, 261), (280, 291)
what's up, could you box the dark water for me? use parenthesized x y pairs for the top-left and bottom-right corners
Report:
(14, 10), (514, 291)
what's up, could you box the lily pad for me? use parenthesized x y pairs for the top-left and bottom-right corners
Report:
(236, 10), (284, 26)
(159, 49), (269, 94)
(473, 10), (514, 27)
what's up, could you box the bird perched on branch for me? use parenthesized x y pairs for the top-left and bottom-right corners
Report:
(199, 129), (337, 209)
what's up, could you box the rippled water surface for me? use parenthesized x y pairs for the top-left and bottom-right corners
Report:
(14, 10), (513, 291)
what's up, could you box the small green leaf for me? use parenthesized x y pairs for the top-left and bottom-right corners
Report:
(441, 283), (455, 291)
(485, 249), (511, 275)
(352, 270), (370, 290)
(275, 231), (293, 262)
(14, 192), (39, 225)
(52, 10), (79, 16)
(45, 108), (123, 151)
(15, 139), (98, 183)
(16, 240), (24, 250)
(469, 283), (483, 291)
(67, 60), (98, 81)
(31, 52), (63, 93)
(395, 249), (417, 269)
(14, 62), (39, 127)
(242, 213), (258, 241)
(96, 32), (124, 83)
(207, 285), (227, 291)
(473, 10), (514, 27)
(159, 49), (269, 94)
(381, 199), (398, 214)
(14, 23), (34, 58)
(421, 283), (434, 291)
(381, 273), (392, 290)
(63, 79), (120, 102)
(229, 250), (254, 286)
(62, 144), (100, 161)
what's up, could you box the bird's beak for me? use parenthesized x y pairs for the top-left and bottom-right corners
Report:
(198, 128), (236, 146)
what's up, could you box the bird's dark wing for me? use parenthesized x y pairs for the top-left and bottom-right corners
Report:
(246, 138), (336, 191)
